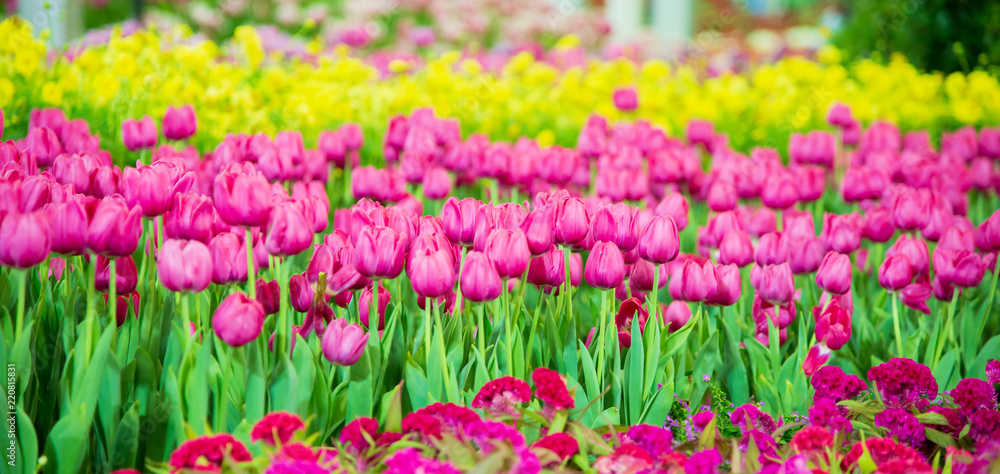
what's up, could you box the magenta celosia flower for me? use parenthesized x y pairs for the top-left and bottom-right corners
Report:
(811, 365), (868, 402)
(739, 430), (781, 466)
(692, 411), (715, 431)
(874, 458), (934, 474)
(841, 438), (925, 471)
(412, 402), (481, 438)
(684, 449), (722, 474)
(401, 411), (442, 442)
(263, 460), (330, 474)
(471, 376), (532, 416)
(168, 434), (253, 472)
(874, 408), (925, 447)
(790, 426), (834, 453)
(927, 406), (964, 435)
(625, 424), (674, 460)
(467, 419), (526, 455)
(532, 432), (579, 461)
(987, 359), (1000, 385)
(809, 398), (852, 435)
(384, 448), (460, 474)
(968, 409), (1000, 442)
(593, 444), (654, 473)
(532, 368), (575, 412)
(251, 411), (306, 446)
(867, 358), (938, 409)
(275, 443), (319, 462)
(951, 378), (997, 416)
(339, 417), (378, 455)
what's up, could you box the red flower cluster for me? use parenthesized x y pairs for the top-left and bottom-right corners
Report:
(532, 432), (579, 461)
(471, 375), (531, 416)
(168, 434), (252, 472)
(531, 367), (574, 412)
(842, 437), (924, 471)
(951, 378), (997, 416)
(874, 408), (925, 447)
(338, 417), (379, 455)
(867, 358), (938, 409)
(250, 411), (305, 446)
(810, 365), (867, 402)
(412, 402), (481, 438)
(790, 426), (834, 453)
(401, 411), (443, 441)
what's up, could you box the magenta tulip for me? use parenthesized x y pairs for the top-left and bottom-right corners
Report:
(788, 237), (826, 275)
(638, 215), (679, 265)
(289, 273), (314, 313)
(87, 197), (142, 257)
(754, 263), (795, 305)
(816, 251), (852, 295)
(95, 255), (138, 293)
(24, 127), (63, 167)
(442, 197), (481, 247)
(162, 105), (197, 141)
(891, 187), (930, 231)
(213, 167), (274, 227)
(862, 207), (895, 243)
(706, 263), (741, 306)
(422, 167), (452, 200)
(612, 87), (638, 112)
(663, 301), (691, 332)
(121, 116), (157, 151)
(359, 283), (389, 330)
(592, 203), (640, 253)
(164, 192), (214, 244)
(209, 232), (253, 284)
(256, 280), (280, 316)
(719, 231), (754, 267)
(886, 234), (930, 277)
(755, 232), (788, 266)
(158, 239), (212, 293)
(678, 260), (718, 302)
(213, 292), (265, 347)
(354, 226), (406, 280)
(0, 211), (51, 268)
(520, 205), (555, 256)
(265, 201), (312, 257)
(407, 234), (456, 298)
(460, 251), (502, 302)
(822, 213), (862, 254)
(321, 318), (368, 366)
(585, 241), (626, 290)
(760, 171), (798, 210)
(553, 195), (590, 246)
(655, 192), (689, 231)
(527, 246), (565, 287)
(48, 197), (90, 255)
(485, 228), (530, 279)
(878, 255), (913, 291)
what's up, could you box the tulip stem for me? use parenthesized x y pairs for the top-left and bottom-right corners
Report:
(15, 269), (26, 338)
(216, 345), (232, 432)
(370, 282), (378, 338)
(891, 295), (904, 358)
(276, 258), (289, 359)
(109, 259), (117, 331)
(979, 263), (1000, 343)
(563, 247), (573, 320)
(424, 300), (432, 367)
(246, 227), (257, 299)
(932, 291), (959, 369)
(649, 265), (660, 323)
(180, 291), (191, 347)
(84, 254), (97, 362)
(476, 304), (486, 359)
(596, 289), (609, 392)
(502, 282), (512, 377)
(525, 290), (546, 373)
(343, 158), (352, 207)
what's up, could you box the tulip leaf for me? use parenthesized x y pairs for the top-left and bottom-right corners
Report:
(639, 382), (674, 428)
(512, 332), (525, 381)
(932, 349), (959, 391)
(108, 402), (141, 471)
(346, 350), (373, 420)
(186, 341), (212, 435)
(14, 404), (38, 474)
(967, 335), (1000, 381)
(577, 340), (601, 417)
(627, 316), (644, 425)
(379, 382), (403, 432)
(404, 358), (430, 411)
(925, 427), (957, 448)
(688, 332), (718, 409)
(643, 320), (661, 405)
(719, 316), (749, 406)
(245, 342), (266, 423)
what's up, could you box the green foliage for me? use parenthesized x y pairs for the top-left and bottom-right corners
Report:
(833, 0), (1000, 73)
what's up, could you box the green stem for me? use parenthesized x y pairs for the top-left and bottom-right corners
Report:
(109, 258), (117, 329)
(15, 269), (26, 337)
(563, 246), (573, 321)
(596, 289), (609, 391)
(424, 299), (433, 367)
(216, 345), (232, 432)
(276, 258), (288, 359)
(891, 295), (904, 358)
(246, 227), (257, 299)
(84, 255), (97, 362)
(476, 304), (486, 358)
(649, 265), (660, 322)
(979, 262), (1000, 340)
(370, 281), (379, 339)
(503, 282), (512, 377)
(181, 291), (192, 347)
(525, 290), (546, 372)
(343, 158), (353, 207)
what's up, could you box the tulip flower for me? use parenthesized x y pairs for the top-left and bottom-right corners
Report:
(612, 87), (638, 112)
(862, 207), (895, 243)
(706, 264), (741, 306)
(655, 192), (689, 231)
(255, 280), (280, 316)
(663, 301), (691, 332)
(0, 211), (51, 269)
(899, 283), (932, 314)
(615, 297), (648, 348)
(354, 226), (406, 280)
(628, 259), (665, 293)
(816, 251), (852, 295)
(212, 292), (265, 347)
(755, 232), (788, 266)
(934, 249), (985, 288)
(122, 116), (158, 151)
(553, 195), (590, 246)
(706, 180), (737, 212)
(527, 246), (565, 288)
(886, 234), (930, 277)
(760, 170), (798, 210)
(422, 167), (452, 200)
(815, 301), (852, 350)
(265, 202), (312, 257)
(678, 260), (718, 302)
(878, 255), (913, 291)
(213, 167), (274, 227)
(803, 344), (832, 376)
(585, 242), (626, 290)
(637, 215), (679, 265)
(87, 197), (142, 257)
(442, 197), (481, 247)
(289, 274), (314, 313)
(592, 203), (640, 253)
(521, 205), (555, 256)
(48, 197), (90, 255)
(460, 251), (503, 302)
(788, 237), (826, 275)
(890, 187), (930, 231)
(95, 255), (138, 294)
(359, 283), (389, 330)
(719, 231), (754, 267)
(822, 213), (862, 254)
(162, 105), (197, 141)
(321, 318), (368, 366)
(24, 127), (63, 167)
(121, 165), (174, 217)
(407, 234), (457, 298)
(164, 192), (214, 244)
(158, 239), (212, 293)
(209, 233), (254, 285)
(754, 263), (795, 306)
(484, 228), (530, 279)
(921, 192), (954, 242)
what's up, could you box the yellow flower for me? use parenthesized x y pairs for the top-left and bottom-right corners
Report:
(41, 82), (63, 106)
(0, 78), (14, 109)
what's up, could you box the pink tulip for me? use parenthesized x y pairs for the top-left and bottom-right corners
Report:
(592, 203), (640, 253)
(255, 280), (280, 316)
(655, 192), (689, 231)
(0, 211), (51, 269)
(289, 273), (314, 313)
(407, 234), (457, 298)
(891, 187), (930, 231)
(158, 239), (212, 293)
(95, 255), (138, 293)
(663, 301), (691, 332)
(359, 283), (389, 330)
(422, 167), (452, 200)
(354, 226), (406, 280)
(719, 231), (754, 267)
(87, 197), (142, 257)
(760, 170), (798, 210)
(553, 194), (590, 246)
(754, 263), (795, 305)
(755, 232), (788, 266)
(637, 215), (679, 265)
(265, 201), (312, 257)
(213, 166), (274, 227)
(162, 105), (197, 141)
(862, 207), (895, 243)
(213, 292), (265, 347)
(164, 192), (214, 244)
(485, 228), (530, 279)
(822, 213), (862, 254)
(527, 246), (565, 287)
(706, 263), (741, 306)
(442, 197), (481, 247)
(816, 251), (852, 295)
(678, 260), (718, 302)
(460, 251), (502, 302)
(121, 116), (158, 151)
(24, 127), (64, 167)
(879, 255), (913, 291)
(321, 318), (368, 366)
(48, 196), (90, 255)
(612, 87), (638, 112)
(585, 242), (626, 290)
(802, 344), (831, 376)
(826, 103), (853, 127)
(209, 232), (253, 284)
(886, 234), (930, 277)
(788, 237), (826, 275)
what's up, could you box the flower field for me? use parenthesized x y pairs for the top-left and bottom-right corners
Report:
(1, 15), (1000, 474)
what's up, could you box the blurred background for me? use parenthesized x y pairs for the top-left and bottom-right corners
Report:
(2, 0), (998, 73)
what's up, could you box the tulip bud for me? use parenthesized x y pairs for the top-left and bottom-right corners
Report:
(612, 87), (638, 112)
(628, 259), (665, 293)
(256, 279), (280, 316)
(891, 187), (930, 231)
(157, 239), (212, 293)
(760, 170), (798, 210)
(213, 292), (265, 347)
(663, 301), (691, 332)
(788, 237), (826, 275)
(822, 213), (862, 254)
(122, 116), (158, 151)
(706, 263), (741, 306)
(213, 166), (274, 227)
(553, 196), (590, 246)
(886, 234), (930, 278)
(354, 226), (406, 280)
(802, 344), (832, 376)
(441, 197), (480, 246)
(164, 192), (214, 244)
(706, 180), (737, 212)
(719, 231), (754, 267)
(862, 206), (895, 243)
(899, 282), (932, 314)
(461, 251), (503, 302)
(527, 246), (566, 287)
(585, 242), (626, 290)
(939, 225), (974, 253)
(637, 215), (679, 265)
(655, 192), (688, 231)
(678, 260), (718, 302)
(816, 251), (852, 295)
(210, 232), (254, 285)
(921, 192), (954, 242)
(878, 255), (913, 291)
(162, 105), (197, 141)
(592, 203), (640, 253)
(320, 318), (368, 366)
(422, 167), (452, 200)
(755, 232), (787, 266)
(265, 201), (313, 257)
(754, 263), (795, 305)
(87, 197), (142, 257)
(289, 274), (314, 313)
(359, 283), (389, 330)
(485, 228), (530, 279)
(94, 255), (138, 294)
(24, 127), (64, 167)
(407, 234), (456, 298)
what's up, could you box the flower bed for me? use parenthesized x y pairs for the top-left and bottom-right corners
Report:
(1, 17), (1000, 474)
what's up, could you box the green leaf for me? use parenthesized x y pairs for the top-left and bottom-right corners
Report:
(639, 382), (674, 428)
(719, 315), (749, 405)
(346, 351), (373, 420)
(108, 402), (141, 470)
(627, 316), (645, 425)
(404, 358), (430, 411)
(245, 342), (266, 423)
(14, 404), (37, 474)
(688, 332), (719, 409)
(379, 383), (403, 432)
(578, 340), (600, 417)
(932, 349), (959, 391)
